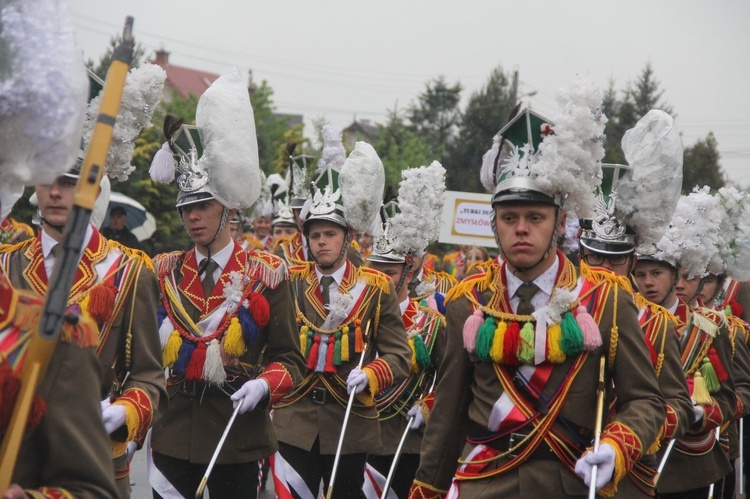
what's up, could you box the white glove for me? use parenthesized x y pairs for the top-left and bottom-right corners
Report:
(346, 366), (369, 395)
(692, 399), (705, 424)
(574, 442), (615, 490)
(230, 379), (269, 414)
(407, 404), (425, 430)
(101, 402), (127, 435)
(126, 441), (138, 462)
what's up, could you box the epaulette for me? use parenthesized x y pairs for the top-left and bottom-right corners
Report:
(580, 262), (633, 293)
(692, 307), (727, 338)
(106, 239), (155, 273)
(272, 233), (295, 252)
(0, 237), (33, 254)
(357, 266), (391, 293)
(152, 251), (184, 277)
(466, 258), (494, 275)
(289, 261), (314, 281)
(635, 293), (679, 324)
(432, 269), (457, 287)
(246, 249), (288, 289)
(445, 265), (497, 303)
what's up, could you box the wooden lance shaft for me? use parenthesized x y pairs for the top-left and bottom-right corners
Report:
(0, 16), (134, 490)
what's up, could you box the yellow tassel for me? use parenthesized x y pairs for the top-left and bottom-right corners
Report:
(692, 371), (713, 405)
(163, 331), (181, 368)
(341, 326), (350, 362)
(224, 317), (247, 357)
(299, 325), (309, 355)
(78, 294), (92, 320)
(489, 321), (507, 362)
(409, 338), (418, 373)
(547, 324), (566, 364)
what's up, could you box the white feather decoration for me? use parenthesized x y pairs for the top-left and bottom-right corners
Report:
(0, 0), (88, 193)
(317, 124), (346, 174)
(339, 142), (385, 232)
(717, 187), (750, 281)
(390, 161), (447, 256)
(196, 68), (261, 210)
(480, 137), (501, 192)
(83, 63), (166, 181)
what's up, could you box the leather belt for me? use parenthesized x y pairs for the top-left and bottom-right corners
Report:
(307, 386), (334, 405)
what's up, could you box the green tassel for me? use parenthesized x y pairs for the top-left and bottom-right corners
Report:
(518, 322), (535, 364)
(333, 332), (342, 365)
(476, 317), (497, 362)
(420, 298), (428, 308)
(305, 329), (314, 357)
(560, 311), (584, 356)
(701, 357), (721, 394)
(413, 335), (431, 369)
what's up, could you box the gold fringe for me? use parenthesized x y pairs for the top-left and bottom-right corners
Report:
(108, 240), (155, 273)
(110, 400), (138, 457)
(0, 237), (33, 255)
(692, 310), (721, 338)
(357, 268), (390, 294)
(446, 267), (494, 303)
(580, 261), (633, 292)
(597, 438), (627, 497)
(290, 262), (313, 281)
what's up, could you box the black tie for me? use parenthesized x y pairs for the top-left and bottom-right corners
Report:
(320, 276), (335, 306)
(202, 259), (219, 297)
(516, 282), (539, 315)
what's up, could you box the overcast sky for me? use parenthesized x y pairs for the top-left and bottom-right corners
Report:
(67, 0), (749, 187)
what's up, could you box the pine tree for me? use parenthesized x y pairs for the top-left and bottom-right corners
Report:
(407, 76), (462, 161)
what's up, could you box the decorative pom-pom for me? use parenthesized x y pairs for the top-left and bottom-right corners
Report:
(87, 284), (117, 324)
(560, 311), (584, 356)
(547, 324), (566, 364)
(413, 335), (431, 370)
(518, 322), (535, 364)
(158, 315), (175, 348)
(163, 331), (182, 368)
(489, 321), (508, 363)
(463, 309), (484, 352)
(691, 371), (712, 405)
(476, 317), (497, 362)
(341, 327), (350, 362)
(185, 342), (206, 381)
(224, 317), (247, 357)
(333, 332), (342, 366)
(426, 294), (438, 312)
(173, 340), (196, 377)
(575, 305), (602, 350)
(238, 305), (259, 346)
(730, 299), (744, 318)
(434, 293), (446, 315)
(149, 142), (176, 183)
(307, 335), (321, 371)
(503, 322), (521, 366)
(203, 339), (226, 386)
(248, 292), (271, 328)
(701, 357), (721, 394)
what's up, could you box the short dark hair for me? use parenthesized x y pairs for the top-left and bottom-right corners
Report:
(110, 206), (126, 216)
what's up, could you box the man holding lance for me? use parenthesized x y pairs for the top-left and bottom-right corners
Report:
(409, 78), (665, 498)
(271, 141), (411, 498)
(147, 69), (305, 498)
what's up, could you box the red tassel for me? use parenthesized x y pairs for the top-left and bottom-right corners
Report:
(87, 283), (117, 324)
(503, 322), (521, 366)
(307, 335), (321, 371)
(248, 292), (271, 328)
(324, 335), (336, 373)
(185, 342), (207, 381)
(354, 319), (364, 353)
(708, 347), (728, 382)
(730, 299), (744, 318)
(0, 364), (46, 431)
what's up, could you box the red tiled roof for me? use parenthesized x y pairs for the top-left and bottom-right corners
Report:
(153, 59), (219, 99)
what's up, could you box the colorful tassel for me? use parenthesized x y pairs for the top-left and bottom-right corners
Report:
(202, 339), (226, 386)
(158, 316), (175, 348)
(707, 347), (728, 382)
(503, 322), (521, 366)
(87, 284), (117, 324)
(691, 371), (712, 405)
(299, 325), (309, 355)
(409, 338), (419, 373)
(476, 317), (497, 362)
(701, 357), (721, 394)
(560, 312), (584, 356)
(489, 321), (508, 363)
(77, 294), (91, 320)
(547, 324), (566, 364)
(238, 306), (259, 346)
(413, 335), (431, 370)
(307, 335), (321, 371)
(354, 319), (364, 353)
(224, 317), (247, 357)
(0, 364), (47, 431)
(149, 142), (177, 183)
(575, 305), (602, 350)
(730, 299), (744, 318)
(426, 294), (438, 312)
(315, 336), (328, 373)
(185, 342), (206, 381)
(163, 331), (182, 368)
(518, 322), (535, 364)
(248, 292), (271, 328)
(324, 335), (336, 373)
(333, 332), (342, 365)
(463, 309), (484, 353)
(156, 307), (167, 328)
(434, 293), (446, 315)
(219, 334), (239, 369)
(173, 340), (196, 377)
(341, 326), (350, 362)
(306, 329), (314, 358)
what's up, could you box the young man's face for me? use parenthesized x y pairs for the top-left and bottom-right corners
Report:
(676, 271), (703, 306)
(698, 274), (722, 306)
(494, 203), (563, 272)
(253, 216), (271, 238)
(109, 211), (127, 230)
(35, 176), (77, 229)
(229, 223), (243, 242)
(369, 261), (413, 298)
(633, 261), (677, 305)
(273, 225), (298, 243)
(580, 247), (633, 277)
(181, 199), (229, 247)
(307, 221), (347, 269)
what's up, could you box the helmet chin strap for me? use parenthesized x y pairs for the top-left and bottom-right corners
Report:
(40, 215), (65, 234)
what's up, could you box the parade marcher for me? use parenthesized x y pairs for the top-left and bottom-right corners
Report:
(633, 188), (739, 498)
(101, 206), (141, 250)
(365, 162), (448, 498)
(441, 245), (469, 279)
(274, 124), (364, 268)
(409, 78), (666, 498)
(147, 69), (305, 498)
(578, 111), (693, 497)
(1, 63), (169, 497)
(267, 174), (300, 245)
(271, 141), (411, 498)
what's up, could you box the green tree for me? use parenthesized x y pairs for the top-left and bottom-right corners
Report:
(682, 132), (726, 192)
(275, 123), (312, 173)
(407, 76), (462, 161)
(446, 65), (515, 193)
(85, 34), (148, 78)
(375, 109), (434, 187)
(249, 73), (289, 175)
